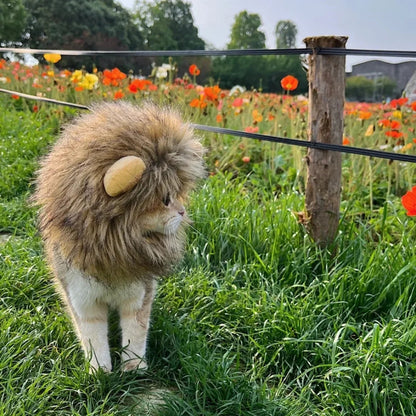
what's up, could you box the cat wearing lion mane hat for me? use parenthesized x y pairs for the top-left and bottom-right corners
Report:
(34, 101), (205, 372)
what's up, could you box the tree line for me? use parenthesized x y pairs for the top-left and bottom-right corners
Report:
(1, 0), (308, 93)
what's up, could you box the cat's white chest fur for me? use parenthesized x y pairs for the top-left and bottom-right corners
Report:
(64, 268), (147, 312)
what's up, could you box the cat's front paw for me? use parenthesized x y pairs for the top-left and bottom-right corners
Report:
(122, 358), (148, 372)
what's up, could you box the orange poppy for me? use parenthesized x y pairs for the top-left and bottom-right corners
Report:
(401, 186), (416, 216)
(358, 111), (372, 120)
(190, 97), (207, 109)
(103, 68), (127, 86)
(203, 85), (221, 101)
(114, 90), (124, 99)
(252, 109), (263, 123)
(280, 75), (299, 91)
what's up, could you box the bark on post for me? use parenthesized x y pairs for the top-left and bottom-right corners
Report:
(303, 36), (348, 247)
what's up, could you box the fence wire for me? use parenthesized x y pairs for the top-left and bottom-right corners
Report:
(1, 46), (416, 58)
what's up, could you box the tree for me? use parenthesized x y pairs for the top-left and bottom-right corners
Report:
(0, 0), (27, 46)
(135, 0), (205, 51)
(275, 20), (297, 49)
(212, 12), (307, 93)
(134, 0), (206, 78)
(23, 0), (146, 70)
(227, 11), (266, 49)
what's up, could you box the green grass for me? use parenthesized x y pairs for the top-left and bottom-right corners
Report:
(1, 96), (416, 415)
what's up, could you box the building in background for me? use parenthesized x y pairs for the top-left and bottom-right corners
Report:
(349, 60), (416, 99)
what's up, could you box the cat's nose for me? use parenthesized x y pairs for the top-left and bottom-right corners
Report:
(178, 208), (185, 216)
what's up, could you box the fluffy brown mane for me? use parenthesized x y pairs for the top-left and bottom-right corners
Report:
(34, 101), (205, 283)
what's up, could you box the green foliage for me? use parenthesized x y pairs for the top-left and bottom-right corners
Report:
(212, 12), (306, 92)
(346, 76), (375, 101)
(227, 11), (266, 49)
(212, 54), (307, 93)
(0, 0), (27, 46)
(23, 0), (146, 71)
(275, 20), (297, 49)
(136, 0), (204, 51)
(346, 75), (398, 101)
(134, 0), (206, 77)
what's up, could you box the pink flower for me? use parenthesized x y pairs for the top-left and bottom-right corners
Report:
(244, 126), (259, 133)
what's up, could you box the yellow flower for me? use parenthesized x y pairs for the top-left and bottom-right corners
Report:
(47, 70), (55, 77)
(43, 53), (61, 64)
(365, 124), (375, 137)
(392, 110), (402, 119)
(78, 73), (98, 90)
(70, 70), (83, 83)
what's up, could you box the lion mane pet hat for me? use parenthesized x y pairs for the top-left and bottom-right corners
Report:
(34, 101), (205, 283)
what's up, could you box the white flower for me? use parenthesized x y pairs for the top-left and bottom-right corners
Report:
(229, 85), (246, 96)
(156, 67), (168, 79)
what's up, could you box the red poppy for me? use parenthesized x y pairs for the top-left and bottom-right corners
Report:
(402, 186), (416, 216)
(390, 120), (401, 130)
(378, 119), (391, 128)
(189, 64), (200, 76)
(128, 79), (152, 93)
(411, 101), (416, 112)
(280, 75), (299, 92)
(390, 97), (408, 109)
(385, 130), (403, 139)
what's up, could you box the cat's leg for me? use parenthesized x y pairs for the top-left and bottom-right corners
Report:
(61, 269), (112, 373)
(119, 280), (157, 372)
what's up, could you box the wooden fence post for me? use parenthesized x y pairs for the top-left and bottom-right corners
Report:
(303, 36), (348, 247)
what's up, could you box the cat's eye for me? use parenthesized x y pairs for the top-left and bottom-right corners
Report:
(163, 193), (171, 206)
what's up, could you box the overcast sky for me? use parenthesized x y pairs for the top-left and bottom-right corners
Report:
(117, 0), (416, 71)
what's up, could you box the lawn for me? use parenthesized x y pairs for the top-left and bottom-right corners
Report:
(1, 82), (416, 415)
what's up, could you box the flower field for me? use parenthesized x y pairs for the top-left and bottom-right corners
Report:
(2, 56), (416, 208)
(2, 56), (416, 415)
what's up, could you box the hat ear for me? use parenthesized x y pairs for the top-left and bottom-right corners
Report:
(103, 156), (146, 197)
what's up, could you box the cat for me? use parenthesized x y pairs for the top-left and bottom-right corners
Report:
(33, 101), (205, 372)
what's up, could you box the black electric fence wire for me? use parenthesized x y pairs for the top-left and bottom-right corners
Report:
(1, 46), (416, 58)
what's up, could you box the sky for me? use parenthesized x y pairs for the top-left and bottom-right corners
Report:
(117, 0), (415, 71)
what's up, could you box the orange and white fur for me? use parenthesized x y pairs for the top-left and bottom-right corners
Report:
(34, 101), (205, 372)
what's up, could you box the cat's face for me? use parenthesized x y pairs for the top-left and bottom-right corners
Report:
(140, 194), (187, 236)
